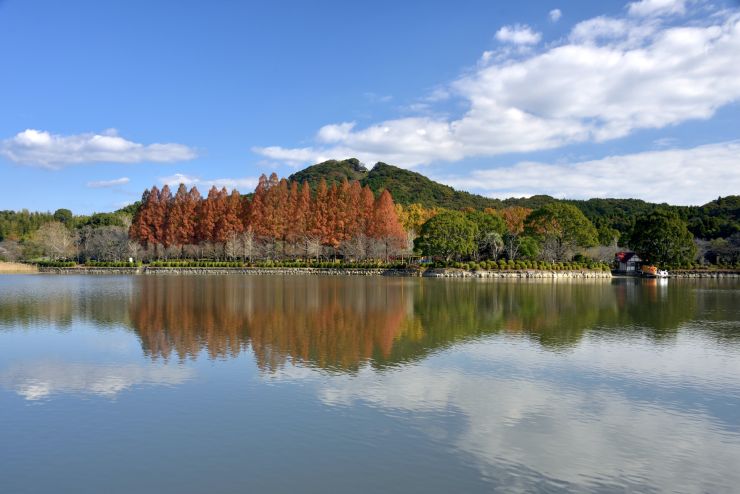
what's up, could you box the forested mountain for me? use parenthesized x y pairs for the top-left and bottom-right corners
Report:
(290, 159), (502, 210)
(288, 158), (368, 185)
(289, 159), (738, 241)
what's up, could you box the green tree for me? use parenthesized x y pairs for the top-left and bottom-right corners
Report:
(414, 211), (477, 261)
(465, 210), (507, 260)
(518, 236), (540, 260)
(525, 203), (598, 261)
(53, 208), (73, 226)
(629, 209), (697, 268)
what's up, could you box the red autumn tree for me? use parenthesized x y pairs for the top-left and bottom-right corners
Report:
(130, 187), (157, 249)
(324, 182), (342, 249)
(249, 174), (269, 238)
(240, 193), (251, 232)
(156, 185), (172, 248)
(368, 190), (406, 261)
(285, 181), (302, 244)
(310, 178), (330, 246)
(346, 180), (363, 239)
(130, 172), (410, 262)
(215, 189), (244, 244)
(500, 206), (532, 235)
(358, 185), (375, 235)
(269, 178), (290, 245)
(166, 184), (200, 251)
(197, 187), (221, 243)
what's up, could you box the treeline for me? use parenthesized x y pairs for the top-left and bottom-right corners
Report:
(0, 208), (134, 263)
(0, 209), (130, 241)
(2, 158), (738, 269)
(129, 173), (407, 260)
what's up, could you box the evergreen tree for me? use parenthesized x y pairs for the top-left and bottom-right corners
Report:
(630, 209), (697, 268)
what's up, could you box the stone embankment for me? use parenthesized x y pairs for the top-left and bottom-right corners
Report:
(422, 269), (612, 279)
(36, 266), (614, 278)
(37, 266), (416, 276)
(30, 266), (740, 278)
(665, 270), (740, 278)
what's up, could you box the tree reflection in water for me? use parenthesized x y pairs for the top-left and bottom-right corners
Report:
(0, 275), (737, 372)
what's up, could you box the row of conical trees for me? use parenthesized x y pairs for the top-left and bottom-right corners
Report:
(129, 173), (407, 257)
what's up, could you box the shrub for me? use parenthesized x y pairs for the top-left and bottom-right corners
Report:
(37, 260), (76, 268)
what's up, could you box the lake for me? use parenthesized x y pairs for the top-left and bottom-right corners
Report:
(1, 275), (739, 493)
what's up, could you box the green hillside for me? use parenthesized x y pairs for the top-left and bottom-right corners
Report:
(362, 163), (502, 210)
(289, 159), (503, 210)
(288, 158), (368, 185)
(287, 158), (739, 241)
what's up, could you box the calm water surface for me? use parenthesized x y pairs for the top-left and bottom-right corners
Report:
(1, 275), (739, 493)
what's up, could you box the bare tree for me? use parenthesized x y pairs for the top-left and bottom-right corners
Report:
(79, 226), (130, 261)
(224, 232), (240, 260)
(297, 234), (322, 261)
(127, 239), (141, 261)
(239, 231), (257, 262)
(34, 222), (76, 260)
(0, 240), (22, 262)
(504, 232), (520, 260)
(339, 234), (372, 261)
(401, 230), (417, 260)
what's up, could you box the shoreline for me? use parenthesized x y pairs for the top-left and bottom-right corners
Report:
(33, 266), (615, 278)
(25, 266), (740, 278)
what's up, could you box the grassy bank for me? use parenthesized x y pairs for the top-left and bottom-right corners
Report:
(0, 262), (38, 273)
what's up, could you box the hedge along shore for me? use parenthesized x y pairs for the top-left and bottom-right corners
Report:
(35, 265), (609, 278)
(31, 266), (740, 278)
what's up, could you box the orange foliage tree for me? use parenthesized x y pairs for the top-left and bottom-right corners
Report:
(129, 172), (408, 262)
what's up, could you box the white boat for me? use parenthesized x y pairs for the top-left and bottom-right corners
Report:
(656, 270), (669, 278)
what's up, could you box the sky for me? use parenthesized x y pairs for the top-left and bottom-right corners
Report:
(1, 0), (739, 214)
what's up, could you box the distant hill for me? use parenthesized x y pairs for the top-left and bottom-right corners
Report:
(362, 162), (503, 210)
(288, 158), (368, 186)
(289, 159), (503, 210)
(287, 158), (739, 241)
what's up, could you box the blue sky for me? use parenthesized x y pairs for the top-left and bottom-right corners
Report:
(1, 0), (739, 214)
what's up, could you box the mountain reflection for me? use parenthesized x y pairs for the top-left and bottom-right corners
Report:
(0, 276), (738, 371)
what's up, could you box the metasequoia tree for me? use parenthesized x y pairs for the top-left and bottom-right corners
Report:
(130, 186), (162, 251)
(197, 187), (221, 244)
(166, 184), (200, 252)
(128, 172), (407, 261)
(368, 190), (407, 261)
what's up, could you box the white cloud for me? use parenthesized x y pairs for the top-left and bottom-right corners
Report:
(628, 0), (687, 17)
(0, 129), (197, 169)
(495, 24), (542, 45)
(254, 5), (740, 179)
(86, 177), (130, 188)
(549, 8), (562, 22)
(0, 361), (194, 400)
(274, 335), (740, 492)
(438, 141), (740, 205)
(159, 173), (258, 192)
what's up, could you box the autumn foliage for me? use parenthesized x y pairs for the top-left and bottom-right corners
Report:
(129, 173), (407, 259)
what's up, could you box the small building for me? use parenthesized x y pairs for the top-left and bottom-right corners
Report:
(615, 251), (642, 274)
